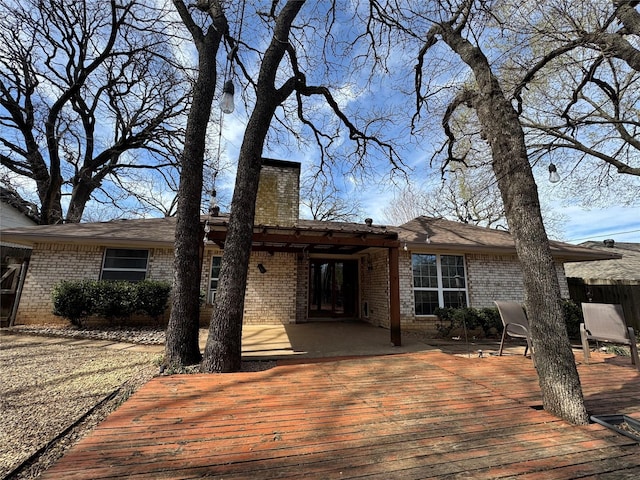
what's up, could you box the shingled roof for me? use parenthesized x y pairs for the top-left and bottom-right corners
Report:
(0, 214), (621, 263)
(0, 215), (398, 253)
(564, 241), (640, 282)
(0, 216), (180, 248)
(395, 217), (620, 262)
(0, 186), (40, 224)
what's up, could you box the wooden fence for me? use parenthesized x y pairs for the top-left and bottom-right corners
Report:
(567, 277), (640, 331)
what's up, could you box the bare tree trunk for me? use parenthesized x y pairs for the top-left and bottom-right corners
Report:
(436, 23), (589, 425)
(164, 56), (216, 366)
(165, 1), (225, 367)
(200, 126), (265, 372)
(201, 0), (306, 372)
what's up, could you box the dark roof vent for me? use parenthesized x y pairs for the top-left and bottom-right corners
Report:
(364, 218), (373, 227)
(603, 239), (615, 248)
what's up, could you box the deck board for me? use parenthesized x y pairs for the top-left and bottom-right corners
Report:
(40, 350), (640, 479)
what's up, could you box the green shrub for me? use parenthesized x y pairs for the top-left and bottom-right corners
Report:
(52, 279), (172, 326)
(434, 301), (584, 341)
(135, 280), (172, 321)
(561, 299), (583, 340)
(477, 307), (503, 334)
(93, 281), (137, 323)
(51, 280), (98, 327)
(435, 307), (502, 338)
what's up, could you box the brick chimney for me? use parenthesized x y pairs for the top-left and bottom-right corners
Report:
(254, 159), (301, 226)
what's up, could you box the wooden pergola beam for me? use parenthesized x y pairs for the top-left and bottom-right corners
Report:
(205, 230), (398, 249)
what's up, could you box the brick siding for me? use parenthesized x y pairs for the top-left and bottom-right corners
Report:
(15, 242), (570, 331)
(16, 244), (100, 324)
(201, 249), (298, 325)
(295, 256), (309, 322)
(242, 251), (297, 324)
(467, 253), (569, 306)
(359, 250), (391, 328)
(15, 245), (178, 325)
(398, 251), (570, 336)
(254, 160), (300, 227)
(17, 243), (301, 326)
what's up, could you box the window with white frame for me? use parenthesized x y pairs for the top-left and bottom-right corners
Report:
(412, 254), (467, 315)
(101, 249), (149, 282)
(209, 256), (222, 303)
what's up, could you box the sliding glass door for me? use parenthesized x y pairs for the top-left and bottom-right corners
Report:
(309, 260), (358, 318)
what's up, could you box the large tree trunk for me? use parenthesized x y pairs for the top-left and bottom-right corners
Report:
(200, 127), (264, 373)
(201, 0), (306, 372)
(165, 22), (222, 367)
(67, 175), (97, 223)
(39, 171), (64, 225)
(200, 91), (280, 373)
(438, 24), (589, 425)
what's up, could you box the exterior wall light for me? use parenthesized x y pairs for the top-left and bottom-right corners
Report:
(257, 263), (267, 274)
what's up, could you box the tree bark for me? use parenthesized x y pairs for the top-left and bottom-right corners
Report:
(165, 1), (225, 367)
(201, 0), (306, 372)
(436, 23), (589, 425)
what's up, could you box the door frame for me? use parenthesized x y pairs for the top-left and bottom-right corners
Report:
(308, 258), (359, 319)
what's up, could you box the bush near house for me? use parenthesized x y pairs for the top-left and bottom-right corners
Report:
(435, 299), (583, 341)
(561, 299), (583, 340)
(52, 279), (171, 327)
(51, 280), (98, 327)
(435, 307), (502, 338)
(93, 280), (138, 322)
(136, 280), (174, 322)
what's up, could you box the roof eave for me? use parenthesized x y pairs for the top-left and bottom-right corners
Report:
(405, 241), (623, 262)
(0, 233), (175, 248)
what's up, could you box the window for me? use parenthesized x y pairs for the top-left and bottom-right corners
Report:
(209, 256), (222, 303)
(101, 249), (149, 282)
(412, 254), (467, 315)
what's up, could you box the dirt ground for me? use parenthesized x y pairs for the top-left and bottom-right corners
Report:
(0, 334), (159, 479)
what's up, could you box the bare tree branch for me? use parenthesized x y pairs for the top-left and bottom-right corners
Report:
(0, 0), (190, 223)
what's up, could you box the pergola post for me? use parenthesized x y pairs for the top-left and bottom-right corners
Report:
(389, 246), (401, 346)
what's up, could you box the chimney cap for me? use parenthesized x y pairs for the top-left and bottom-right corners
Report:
(603, 239), (615, 248)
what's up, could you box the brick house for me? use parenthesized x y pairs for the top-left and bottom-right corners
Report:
(0, 159), (618, 341)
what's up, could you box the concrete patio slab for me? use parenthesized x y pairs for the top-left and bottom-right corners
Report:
(2, 321), (536, 359)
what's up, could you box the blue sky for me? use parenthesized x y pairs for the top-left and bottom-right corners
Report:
(220, 2), (638, 246)
(555, 205), (640, 244)
(3, 1), (637, 245)
(214, 101), (640, 245)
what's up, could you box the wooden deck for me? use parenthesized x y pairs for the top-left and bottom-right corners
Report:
(41, 350), (640, 479)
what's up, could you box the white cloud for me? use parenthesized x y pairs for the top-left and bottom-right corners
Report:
(557, 205), (640, 244)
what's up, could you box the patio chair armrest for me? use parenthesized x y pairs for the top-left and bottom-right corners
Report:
(580, 323), (593, 338)
(627, 327), (640, 370)
(504, 322), (530, 338)
(505, 322), (526, 330)
(580, 323), (591, 363)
